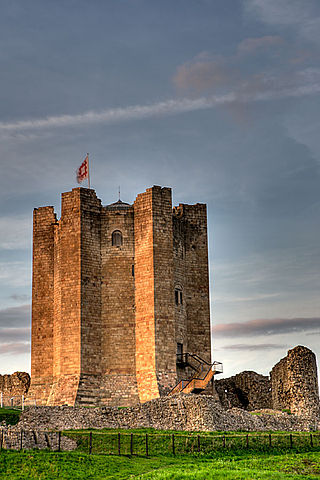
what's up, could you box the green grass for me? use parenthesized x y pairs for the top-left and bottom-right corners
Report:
(0, 408), (21, 426)
(0, 450), (319, 479)
(0, 429), (319, 479)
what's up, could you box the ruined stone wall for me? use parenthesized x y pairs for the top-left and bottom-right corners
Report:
(215, 371), (272, 411)
(15, 396), (320, 433)
(270, 345), (320, 417)
(0, 372), (30, 399)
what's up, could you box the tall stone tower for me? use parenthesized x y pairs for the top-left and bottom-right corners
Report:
(28, 186), (211, 406)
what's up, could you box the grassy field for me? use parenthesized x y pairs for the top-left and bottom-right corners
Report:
(0, 428), (319, 479)
(0, 449), (319, 479)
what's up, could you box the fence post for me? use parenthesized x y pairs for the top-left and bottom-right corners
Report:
(145, 433), (149, 457)
(0, 430), (3, 450)
(89, 432), (92, 454)
(10, 398), (13, 408)
(269, 433), (272, 447)
(172, 434), (175, 456)
(197, 435), (200, 453)
(310, 433), (313, 447)
(58, 431), (61, 452)
(34, 398), (37, 407)
(130, 433), (133, 456)
(246, 434), (249, 448)
(290, 434), (293, 448)
(0, 392), (2, 408)
(22, 395), (24, 412)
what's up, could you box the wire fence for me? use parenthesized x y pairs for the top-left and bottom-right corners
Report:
(2, 430), (318, 455)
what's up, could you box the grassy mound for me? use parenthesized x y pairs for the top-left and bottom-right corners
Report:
(0, 408), (21, 425)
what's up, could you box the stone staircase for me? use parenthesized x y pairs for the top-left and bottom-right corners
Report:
(169, 353), (223, 396)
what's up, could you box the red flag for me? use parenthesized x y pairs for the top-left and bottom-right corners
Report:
(77, 155), (89, 184)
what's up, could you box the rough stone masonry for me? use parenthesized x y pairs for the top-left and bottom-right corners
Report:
(27, 186), (212, 407)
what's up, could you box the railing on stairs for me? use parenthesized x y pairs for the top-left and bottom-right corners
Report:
(169, 353), (223, 396)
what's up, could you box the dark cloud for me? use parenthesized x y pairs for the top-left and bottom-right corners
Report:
(223, 343), (288, 351)
(0, 342), (30, 355)
(0, 327), (30, 342)
(9, 294), (30, 302)
(0, 304), (30, 327)
(238, 36), (284, 55)
(172, 54), (236, 92)
(213, 317), (320, 338)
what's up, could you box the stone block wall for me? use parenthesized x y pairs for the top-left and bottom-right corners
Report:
(28, 186), (212, 406)
(173, 203), (211, 383)
(28, 206), (56, 404)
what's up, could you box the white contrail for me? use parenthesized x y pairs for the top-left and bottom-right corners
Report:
(0, 83), (319, 132)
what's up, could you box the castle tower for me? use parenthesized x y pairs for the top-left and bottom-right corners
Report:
(27, 186), (212, 406)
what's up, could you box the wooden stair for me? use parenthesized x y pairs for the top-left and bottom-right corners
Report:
(169, 354), (223, 396)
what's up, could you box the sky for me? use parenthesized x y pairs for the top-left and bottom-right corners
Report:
(0, 0), (320, 380)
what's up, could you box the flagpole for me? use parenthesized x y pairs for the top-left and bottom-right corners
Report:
(87, 153), (91, 189)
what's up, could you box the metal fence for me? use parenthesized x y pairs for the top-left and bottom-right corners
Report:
(1, 430), (319, 455)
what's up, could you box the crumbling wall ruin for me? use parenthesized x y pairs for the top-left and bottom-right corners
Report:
(0, 372), (30, 401)
(270, 345), (320, 417)
(215, 371), (272, 411)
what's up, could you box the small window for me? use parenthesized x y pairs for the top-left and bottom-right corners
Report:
(112, 230), (123, 246)
(177, 343), (183, 363)
(175, 287), (183, 306)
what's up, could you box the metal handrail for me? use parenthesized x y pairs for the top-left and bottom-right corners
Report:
(169, 358), (223, 395)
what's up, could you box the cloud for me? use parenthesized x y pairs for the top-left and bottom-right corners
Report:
(0, 342), (30, 355)
(214, 293), (280, 304)
(0, 77), (320, 136)
(238, 35), (283, 54)
(223, 343), (288, 351)
(9, 294), (30, 302)
(212, 317), (320, 338)
(0, 215), (31, 250)
(0, 262), (30, 288)
(173, 56), (234, 91)
(244, 0), (320, 46)
(0, 327), (30, 342)
(0, 305), (30, 328)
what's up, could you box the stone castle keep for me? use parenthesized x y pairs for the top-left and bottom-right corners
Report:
(28, 186), (212, 406)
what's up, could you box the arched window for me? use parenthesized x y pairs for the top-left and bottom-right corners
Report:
(112, 230), (123, 246)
